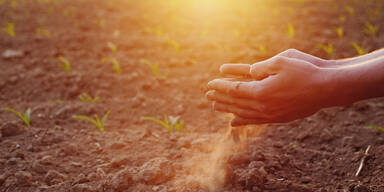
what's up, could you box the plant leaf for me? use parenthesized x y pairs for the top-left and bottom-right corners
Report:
(168, 115), (180, 125)
(365, 124), (384, 133)
(102, 110), (111, 125)
(174, 120), (183, 132)
(24, 108), (31, 127)
(142, 116), (171, 132)
(94, 115), (104, 131)
(73, 115), (98, 126)
(2, 107), (30, 127)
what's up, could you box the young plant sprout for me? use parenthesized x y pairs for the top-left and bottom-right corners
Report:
(141, 59), (163, 77)
(142, 115), (184, 133)
(335, 27), (343, 38)
(154, 26), (164, 37)
(363, 22), (379, 38)
(62, 6), (77, 17)
(339, 14), (346, 22)
(102, 57), (121, 75)
(57, 56), (71, 74)
(79, 93), (99, 103)
(36, 28), (51, 37)
(95, 19), (105, 28)
(166, 38), (180, 52)
(3, 22), (15, 37)
(344, 5), (354, 16)
(107, 41), (117, 53)
(73, 111), (111, 132)
(2, 108), (31, 127)
(258, 45), (266, 54)
(10, 0), (17, 8)
(285, 23), (295, 39)
(350, 42), (366, 55)
(365, 125), (384, 133)
(316, 43), (334, 56)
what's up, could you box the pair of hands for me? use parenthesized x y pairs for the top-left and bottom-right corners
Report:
(206, 49), (338, 126)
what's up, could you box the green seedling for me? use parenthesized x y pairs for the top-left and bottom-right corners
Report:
(141, 59), (163, 77)
(79, 93), (99, 103)
(57, 56), (71, 73)
(363, 22), (379, 38)
(339, 14), (346, 22)
(94, 19), (105, 28)
(102, 57), (121, 75)
(142, 115), (183, 133)
(344, 5), (354, 16)
(2, 108), (31, 127)
(166, 38), (180, 52)
(350, 42), (366, 55)
(293, 0), (304, 6)
(10, 0), (18, 8)
(317, 43), (334, 56)
(107, 41), (117, 53)
(73, 110), (111, 132)
(36, 28), (51, 37)
(335, 27), (343, 38)
(258, 45), (266, 54)
(365, 124), (384, 133)
(154, 26), (164, 37)
(285, 23), (295, 39)
(62, 6), (77, 17)
(3, 22), (15, 37)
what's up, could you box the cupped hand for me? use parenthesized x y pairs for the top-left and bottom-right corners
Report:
(206, 49), (335, 126)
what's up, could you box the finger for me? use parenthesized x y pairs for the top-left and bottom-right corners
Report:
(279, 49), (326, 66)
(207, 79), (259, 98)
(231, 116), (268, 126)
(220, 64), (251, 76)
(206, 90), (264, 111)
(250, 56), (284, 80)
(213, 102), (268, 119)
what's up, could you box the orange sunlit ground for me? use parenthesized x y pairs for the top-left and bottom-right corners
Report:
(0, 0), (384, 191)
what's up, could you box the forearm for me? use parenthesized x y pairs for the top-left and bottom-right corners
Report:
(332, 48), (384, 66)
(326, 55), (384, 106)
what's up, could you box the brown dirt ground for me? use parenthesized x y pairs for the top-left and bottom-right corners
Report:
(0, 0), (384, 191)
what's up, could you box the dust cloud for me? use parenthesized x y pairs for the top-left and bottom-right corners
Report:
(175, 115), (265, 191)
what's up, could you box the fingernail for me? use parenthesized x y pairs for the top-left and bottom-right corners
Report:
(205, 90), (215, 99)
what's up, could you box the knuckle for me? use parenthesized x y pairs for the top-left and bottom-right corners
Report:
(273, 56), (285, 63)
(287, 48), (298, 54)
(281, 48), (296, 57)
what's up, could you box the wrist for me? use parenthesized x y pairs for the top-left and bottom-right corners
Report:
(316, 67), (358, 107)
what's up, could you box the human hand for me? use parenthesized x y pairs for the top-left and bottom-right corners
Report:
(206, 49), (336, 126)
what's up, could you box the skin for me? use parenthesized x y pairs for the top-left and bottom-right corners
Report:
(206, 48), (384, 126)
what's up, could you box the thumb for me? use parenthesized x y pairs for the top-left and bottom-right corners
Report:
(250, 56), (285, 80)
